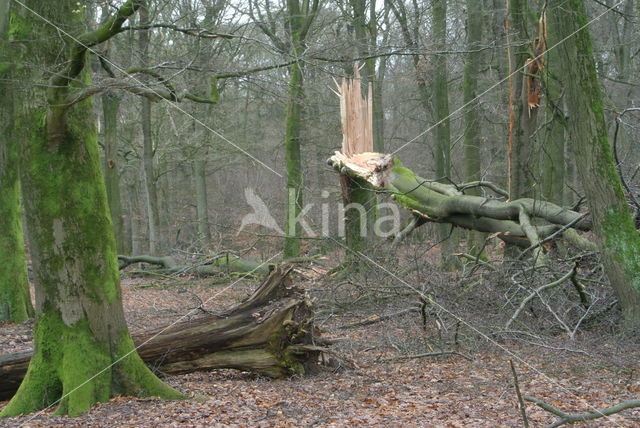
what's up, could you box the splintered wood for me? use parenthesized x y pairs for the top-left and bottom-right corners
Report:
(337, 66), (373, 156)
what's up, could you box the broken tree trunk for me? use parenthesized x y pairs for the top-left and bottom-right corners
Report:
(328, 152), (594, 260)
(118, 253), (272, 275)
(0, 266), (329, 400)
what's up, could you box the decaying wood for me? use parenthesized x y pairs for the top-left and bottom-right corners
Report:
(328, 152), (594, 256)
(336, 65), (373, 156)
(118, 254), (272, 275)
(0, 266), (330, 400)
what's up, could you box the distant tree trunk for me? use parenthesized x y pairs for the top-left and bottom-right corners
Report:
(432, 0), (457, 267)
(194, 158), (211, 241)
(0, 0), (182, 417)
(463, 0), (486, 255)
(553, 0), (640, 326)
(0, 0), (33, 323)
(506, 0), (537, 200)
(138, 2), (160, 255)
(102, 92), (129, 254)
(388, 0), (433, 126)
(283, 61), (304, 259)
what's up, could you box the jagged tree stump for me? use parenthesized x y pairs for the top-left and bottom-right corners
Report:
(0, 266), (329, 400)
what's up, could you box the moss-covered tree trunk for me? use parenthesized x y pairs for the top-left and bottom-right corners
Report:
(553, 0), (640, 326)
(0, 0), (33, 323)
(462, 0), (486, 255)
(102, 91), (129, 254)
(0, 0), (183, 417)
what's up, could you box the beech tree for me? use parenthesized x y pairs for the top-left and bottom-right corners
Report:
(0, 0), (184, 417)
(552, 0), (640, 325)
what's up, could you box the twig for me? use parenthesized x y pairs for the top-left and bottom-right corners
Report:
(505, 265), (577, 329)
(524, 395), (640, 427)
(454, 253), (498, 271)
(338, 307), (419, 329)
(510, 360), (530, 428)
(381, 351), (473, 362)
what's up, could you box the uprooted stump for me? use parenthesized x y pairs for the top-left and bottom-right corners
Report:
(0, 265), (331, 400)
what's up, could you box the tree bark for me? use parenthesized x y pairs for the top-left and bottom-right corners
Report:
(0, 1), (34, 323)
(0, 266), (329, 401)
(553, 0), (640, 326)
(0, 0), (182, 418)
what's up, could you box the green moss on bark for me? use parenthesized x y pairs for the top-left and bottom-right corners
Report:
(0, 9), (33, 323)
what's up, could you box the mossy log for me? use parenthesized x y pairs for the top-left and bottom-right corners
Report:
(118, 254), (272, 275)
(328, 152), (596, 259)
(0, 266), (329, 401)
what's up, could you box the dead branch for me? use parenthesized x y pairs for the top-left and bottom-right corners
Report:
(524, 395), (640, 428)
(504, 265), (577, 330)
(381, 351), (473, 362)
(510, 360), (530, 428)
(338, 307), (419, 329)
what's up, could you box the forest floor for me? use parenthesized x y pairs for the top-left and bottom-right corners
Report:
(1, 262), (640, 427)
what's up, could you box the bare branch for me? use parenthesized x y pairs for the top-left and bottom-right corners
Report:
(524, 395), (640, 427)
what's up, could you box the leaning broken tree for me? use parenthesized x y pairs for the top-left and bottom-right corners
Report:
(328, 151), (592, 263)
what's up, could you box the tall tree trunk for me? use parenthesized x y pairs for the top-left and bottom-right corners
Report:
(281, 0), (319, 259)
(541, 16), (565, 205)
(0, 0), (33, 323)
(102, 92), (130, 254)
(0, 0), (182, 417)
(553, 0), (640, 326)
(194, 158), (211, 241)
(462, 0), (486, 255)
(506, 0), (537, 200)
(432, 0), (457, 267)
(283, 61), (304, 259)
(138, 2), (160, 255)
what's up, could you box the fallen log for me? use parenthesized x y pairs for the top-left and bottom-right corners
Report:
(118, 253), (272, 276)
(0, 266), (329, 401)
